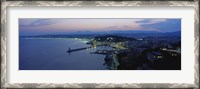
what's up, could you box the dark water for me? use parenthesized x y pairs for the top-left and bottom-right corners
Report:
(19, 38), (108, 70)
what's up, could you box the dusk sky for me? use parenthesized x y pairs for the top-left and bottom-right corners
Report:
(19, 18), (181, 36)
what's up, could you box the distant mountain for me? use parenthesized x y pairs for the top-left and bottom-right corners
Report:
(63, 30), (180, 37)
(162, 31), (181, 35)
(109, 30), (160, 34)
(64, 30), (160, 35)
(108, 31), (181, 38)
(156, 31), (181, 37)
(93, 35), (137, 42)
(20, 30), (181, 38)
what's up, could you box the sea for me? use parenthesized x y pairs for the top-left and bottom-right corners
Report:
(19, 38), (110, 70)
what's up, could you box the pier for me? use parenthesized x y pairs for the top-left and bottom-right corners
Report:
(67, 46), (92, 53)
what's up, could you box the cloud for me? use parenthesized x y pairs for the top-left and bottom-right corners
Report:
(136, 19), (167, 25)
(137, 19), (181, 32)
(147, 19), (167, 24)
(104, 23), (142, 31)
(19, 19), (60, 27)
(106, 25), (129, 29)
(19, 18), (181, 36)
(30, 19), (55, 26)
(134, 19), (172, 31)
